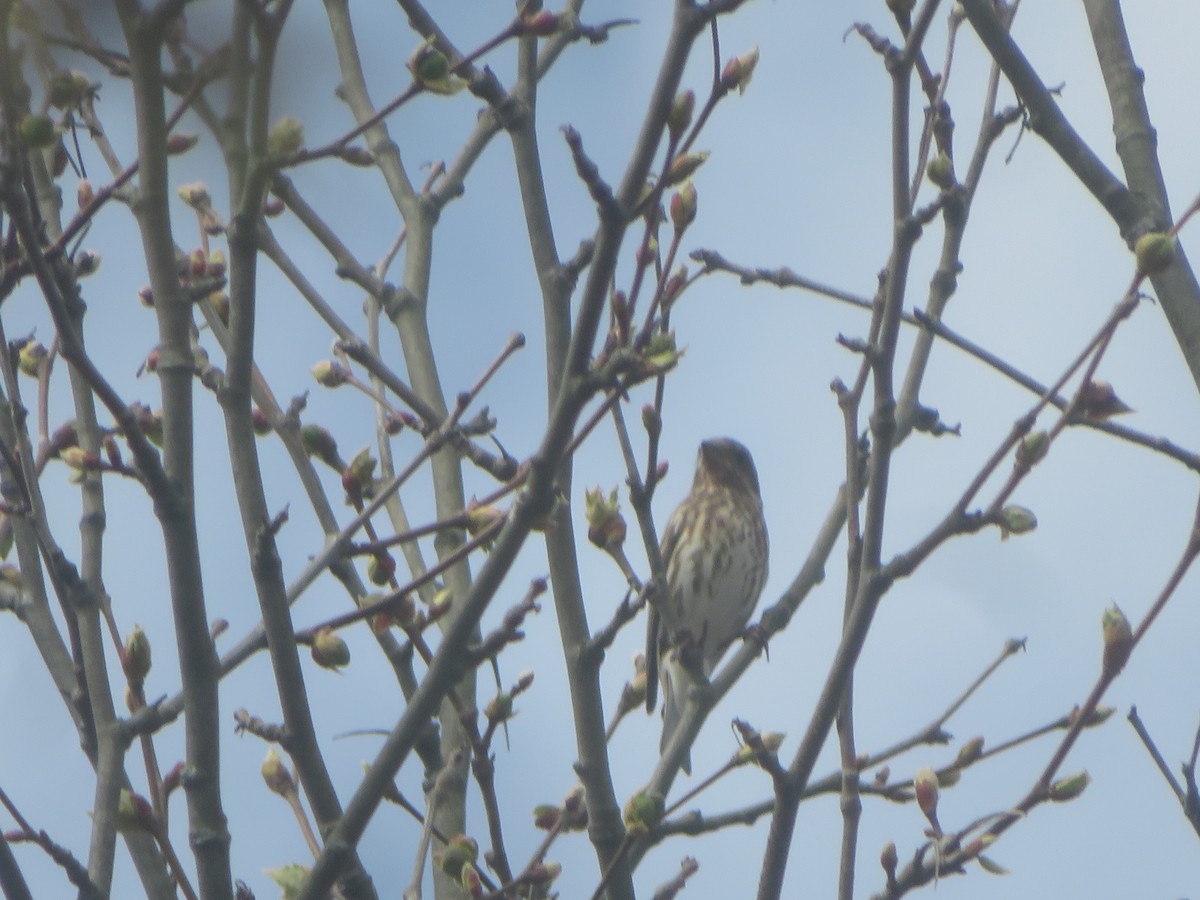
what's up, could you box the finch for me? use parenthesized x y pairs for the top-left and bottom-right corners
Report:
(647, 438), (768, 773)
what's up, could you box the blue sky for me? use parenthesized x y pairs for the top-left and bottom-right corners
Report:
(2, 2), (1199, 898)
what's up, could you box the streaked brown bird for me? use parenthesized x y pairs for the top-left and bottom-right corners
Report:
(646, 438), (768, 773)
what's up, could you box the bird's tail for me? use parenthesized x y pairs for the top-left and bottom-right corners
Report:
(659, 652), (693, 775)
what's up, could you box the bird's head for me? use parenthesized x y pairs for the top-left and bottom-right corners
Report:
(696, 438), (760, 496)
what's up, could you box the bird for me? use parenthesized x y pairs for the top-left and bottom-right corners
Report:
(646, 437), (769, 774)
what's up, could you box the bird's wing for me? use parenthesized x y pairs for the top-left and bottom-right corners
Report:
(645, 508), (684, 713)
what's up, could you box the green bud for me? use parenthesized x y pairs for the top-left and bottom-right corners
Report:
(261, 748), (295, 796)
(407, 39), (465, 95)
(977, 854), (1010, 876)
(643, 331), (683, 373)
(1101, 603), (1133, 676)
(665, 150), (709, 187)
(465, 500), (505, 537)
(366, 552), (395, 586)
(955, 736), (984, 767)
(177, 181), (210, 208)
(19, 114), (56, 149)
(342, 447), (377, 500)
(533, 804), (560, 831)
(437, 834), (478, 880)
(17, 341), (47, 377)
(926, 152), (954, 189)
(670, 181), (697, 231)
(300, 424), (341, 469)
(311, 359), (349, 388)
(311, 627), (350, 670)
(526, 861), (562, 885)
(623, 790), (664, 837)
(115, 789), (154, 834)
(485, 691), (514, 722)
(122, 625), (152, 684)
(998, 505), (1037, 538)
(1016, 430), (1049, 468)
(267, 115), (305, 159)
(265, 864), (310, 899)
(460, 862), (483, 897)
(720, 45), (759, 95)
(47, 70), (93, 109)
(1048, 770), (1090, 802)
(337, 145), (374, 167)
(584, 487), (626, 552)
(413, 44), (449, 82)
(668, 90), (695, 139)
(1134, 231), (1176, 275)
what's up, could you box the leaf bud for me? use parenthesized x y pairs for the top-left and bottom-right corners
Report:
(337, 145), (374, 167)
(342, 447), (377, 500)
(18, 114), (56, 149)
(261, 748), (295, 797)
(465, 499), (505, 537)
(585, 487), (626, 552)
(1016, 430), (1049, 468)
(115, 789), (155, 834)
(437, 834), (478, 881)
(720, 45), (760, 95)
(1101, 603), (1133, 676)
(665, 150), (709, 187)
(913, 766), (939, 826)
(60, 446), (99, 472)
(367, 552), (396, 586)
(522, 11), (561, 36)
(122, 624), (152, 684)
(265, 865), (310, 896)
(955, 736), (984, 767)
(74, 250), (101, 277)
(1077, 380), (1132, 420)
(881, 841), (898, 880)
(669, 181), (697, 231)
(47, 70), (93, 109)
(1134, 231), (1176, 275)
(643, 331), (682, 373)
(1048, 770), (1090, 802)
(926, 151), (954, 188)
(668, 90), (695, 139)
(17, 340), (46, 377)
(460, 862), (484, 898)
(177, 182), (210, 208)
(641, 404), (661, 438)
(998, 505), (1037, 539)
(267, 115), (305, 159)
(311, 627), (350, 670)
(166, 133), (199, 155)
(485, 691), (514, 723)
(311, 359), (349, 388)
(300, 424), (342, 469)
(251, 407), (273, 435)
(622, 790), (664, 837)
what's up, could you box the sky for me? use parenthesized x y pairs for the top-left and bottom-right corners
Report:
(2, 1), (1200, 898)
